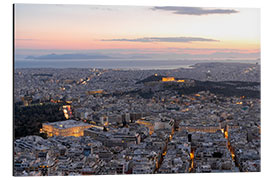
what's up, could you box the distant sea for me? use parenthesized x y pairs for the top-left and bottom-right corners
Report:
(14, 59), (259, 70)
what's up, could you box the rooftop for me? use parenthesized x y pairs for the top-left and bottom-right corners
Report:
(44, 120), (90, 129)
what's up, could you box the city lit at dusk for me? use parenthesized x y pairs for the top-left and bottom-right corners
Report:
(13, 3), (260, 177)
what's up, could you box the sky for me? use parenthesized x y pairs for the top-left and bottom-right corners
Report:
(14, 4), (260, 60)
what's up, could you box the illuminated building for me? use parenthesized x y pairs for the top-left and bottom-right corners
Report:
(135, 119), (154, 135)
(161, 77), (186, 83)
(189, 149), (195, 172)
(41, 120), (93, 137)
(154, 120), (174, 131)
(162, 77), (175, 82)
(178, 125), (221, 133)
(21, 96), (32, 106)
(65, 100), (72, 104)
(62, 105), (72, 119)
(84, 127), (140, 147)
(86, 89), (104, 95)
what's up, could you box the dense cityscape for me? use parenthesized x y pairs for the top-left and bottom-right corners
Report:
(13, 62), (261, 176)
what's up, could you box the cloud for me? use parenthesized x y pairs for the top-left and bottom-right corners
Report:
(101, 37), (219, 43)
(152, 6), (239, 15)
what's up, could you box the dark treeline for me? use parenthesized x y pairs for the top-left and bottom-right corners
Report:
(115, 79), (260, 99)
(14, 102), (66, 139)
(135, 75), (260, 99)
(136, 75), (163, 84)
(162, 80), (260, 98)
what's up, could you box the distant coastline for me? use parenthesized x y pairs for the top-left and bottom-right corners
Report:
(25, 53), (115, 60)
(14, 59), (260, 70)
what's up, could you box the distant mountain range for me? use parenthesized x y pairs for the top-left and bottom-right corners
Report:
(25, 53), (113, 60)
